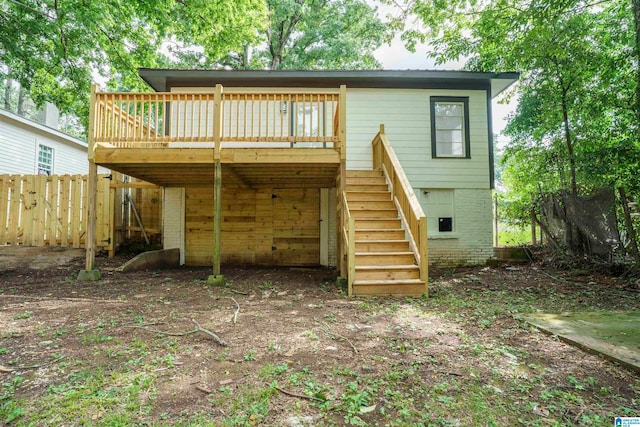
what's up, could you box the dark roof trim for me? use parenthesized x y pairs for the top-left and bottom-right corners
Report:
(138, 69), (519, 98)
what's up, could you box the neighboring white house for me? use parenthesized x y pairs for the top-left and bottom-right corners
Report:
(0, 107), (100, 175)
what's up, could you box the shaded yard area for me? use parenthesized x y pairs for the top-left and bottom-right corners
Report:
(0, 248), (639, 426)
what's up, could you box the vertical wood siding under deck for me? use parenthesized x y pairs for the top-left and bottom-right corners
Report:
(185, 186), (320, 266)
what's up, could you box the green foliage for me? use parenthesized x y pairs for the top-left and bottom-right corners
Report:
(263, 0), (390, 70)
(0, 0), (265, 127)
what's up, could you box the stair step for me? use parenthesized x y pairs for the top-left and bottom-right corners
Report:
(355, 251), (416, 265)
(355, 229), (406, 240)
(355, 264), (420, 280)
(354, 278), (425, 286)
(350, 209), (398, 219)
(352, 279), (426, 296)
(355, 240), (410, 252)
(355, 219), (402, 230)
(347, 200), (395, 210)
(346, 184), (389, 192)
(346, 191), (391, 202)
(347, 177), (387, 186)
(346, 170), (384, 178)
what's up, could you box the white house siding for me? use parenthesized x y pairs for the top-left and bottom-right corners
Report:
(0, 110), (101, 175)
(163, 187), (185, 265)
(346, 88), (490, 189)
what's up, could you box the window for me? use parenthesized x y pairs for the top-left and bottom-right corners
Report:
(430, 97), (470, 158)
(37, 144), (53, 175)
(420, 189), (455, 235)
(290, 102), (327, 147)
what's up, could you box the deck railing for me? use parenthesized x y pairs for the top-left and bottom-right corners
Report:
(90, 85), (344, 155)
(372, 125), (428, 291)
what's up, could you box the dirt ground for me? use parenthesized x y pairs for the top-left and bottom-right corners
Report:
(0, 247), (639, 426)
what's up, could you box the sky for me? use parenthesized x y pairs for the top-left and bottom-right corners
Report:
(373, 35), (518, 149)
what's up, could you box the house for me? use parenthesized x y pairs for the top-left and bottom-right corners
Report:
(81, 69), (518, 296)
(0, 105), (94, 175)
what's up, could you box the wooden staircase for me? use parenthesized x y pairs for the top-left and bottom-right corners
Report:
(345, 170), (426, 296)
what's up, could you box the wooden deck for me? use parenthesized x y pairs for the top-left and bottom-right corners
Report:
(90, 86), (345, 188)
(94, 147), (340, 187)
(85, 85), (427, 296)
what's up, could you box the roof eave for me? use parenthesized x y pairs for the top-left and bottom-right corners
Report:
(138, 68), (519, 97)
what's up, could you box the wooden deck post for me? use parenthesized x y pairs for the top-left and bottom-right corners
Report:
(88, 85), (97, 161)
(207, 84), (225, 285)
(78, 160), (101, 281)
(207, 160), (224, 285)
(213, 84), (223, 161)
(78, 84), (101, 281)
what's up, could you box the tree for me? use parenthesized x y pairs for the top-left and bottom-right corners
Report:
(0, 0), (266, 126)
(220, 0), (391, 70)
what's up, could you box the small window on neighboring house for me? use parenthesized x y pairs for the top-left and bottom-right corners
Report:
(430, 97), (470, 158)
(420, 189), (455, 234)
(37, 144), (53, 176)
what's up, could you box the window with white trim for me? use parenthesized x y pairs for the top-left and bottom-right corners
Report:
(37, 144), (54, 176)
(430, 97), (470, 158)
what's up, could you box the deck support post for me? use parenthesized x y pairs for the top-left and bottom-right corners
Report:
(78, 160), (100, 281)
(79, 84), (100, 281)
(207, 160), (224, 286)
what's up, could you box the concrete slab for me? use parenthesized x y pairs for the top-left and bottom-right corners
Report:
(522, 311), (640, 373)
(117, 248), (180, 272)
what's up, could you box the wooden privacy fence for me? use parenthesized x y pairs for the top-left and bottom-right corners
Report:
(0, 174), (162, 253)
(0, 174), (112, 250)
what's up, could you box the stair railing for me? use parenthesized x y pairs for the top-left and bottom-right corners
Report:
(342, 191), (356, 296)
(372, 124), (428, 294)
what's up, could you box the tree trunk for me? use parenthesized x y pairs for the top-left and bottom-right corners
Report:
(531, 207), (537, 245)
(561, 90), (578, 196)
(17, 87), (25, 115)
(619, 187), (640, 263)
(4, 79), (12, 111)
(270, 55), (281, 70)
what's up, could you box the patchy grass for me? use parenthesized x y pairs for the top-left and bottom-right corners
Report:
(498, 227), (532, 246)
(0, 260), (638, 426)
